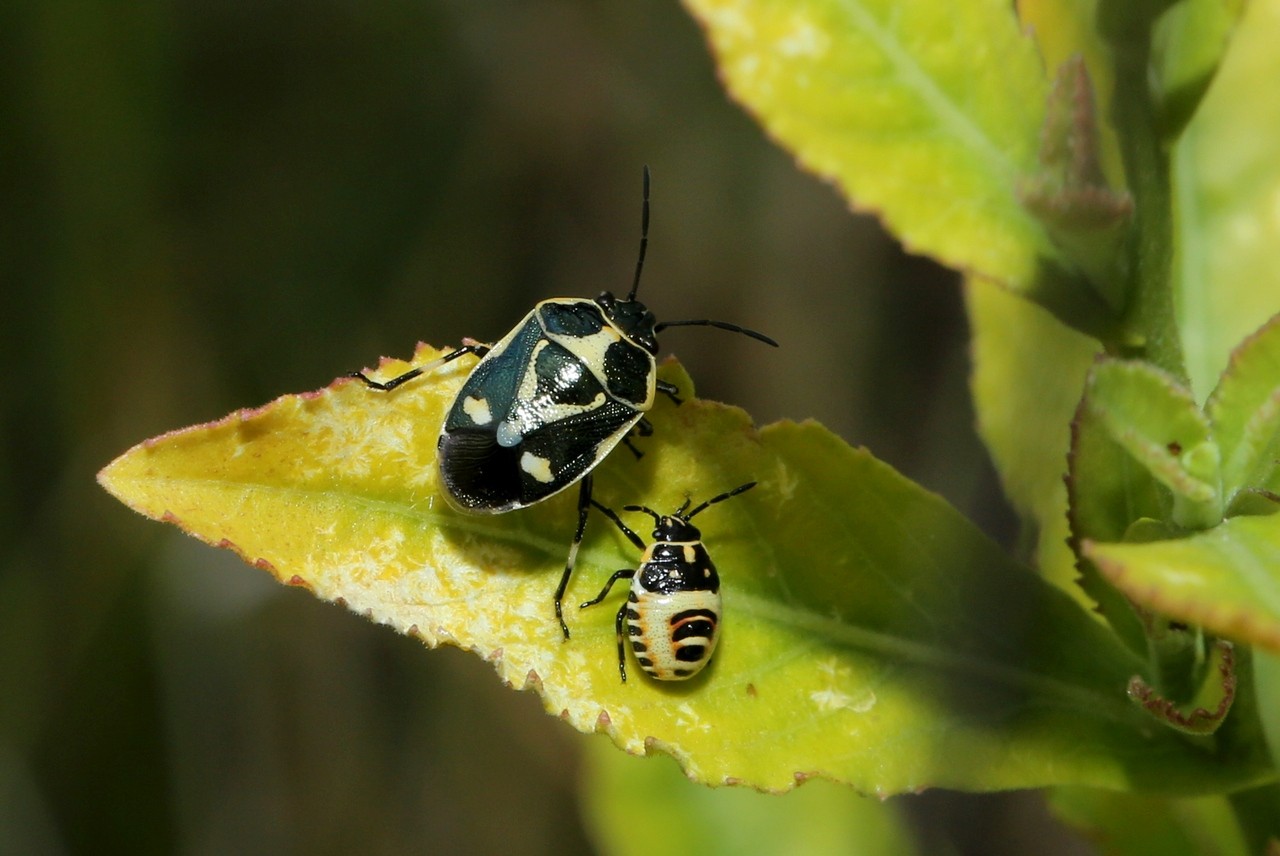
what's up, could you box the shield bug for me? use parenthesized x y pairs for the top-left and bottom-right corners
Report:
(579, 482), (756, 682)
(349, 169), (775, 638)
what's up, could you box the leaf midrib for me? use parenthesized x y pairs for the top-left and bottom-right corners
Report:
(123, 471), (1146, 727)
(731, 588), (1144, 726)
(834, 0), (1021, 183)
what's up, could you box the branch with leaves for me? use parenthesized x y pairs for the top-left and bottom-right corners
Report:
(100, 0), (1280, 850)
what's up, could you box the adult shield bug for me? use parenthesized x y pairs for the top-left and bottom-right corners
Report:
(350, 169), (775, 637)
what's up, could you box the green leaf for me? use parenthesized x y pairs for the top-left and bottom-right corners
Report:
(1205, 313), (1280, 505)
(581, 741), (915, 856)
(1050, 787), (1251, 856)
(98, 345), (1269, 794)
(1068, 382), (1167, 654)
(1054, 647), (1279, 849)
(682, 0), (1116, 333)
(1084, 359), (1221, 527)
(966, 277), (1098, 596)
(1258, 651), (1280, 774)
(1174, 1), (1280, 401)
(1151, 0), (1243, 138)
(1084, 512), (1280, 651)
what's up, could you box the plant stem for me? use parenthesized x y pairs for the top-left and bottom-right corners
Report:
(1105, 16), (1188, 383)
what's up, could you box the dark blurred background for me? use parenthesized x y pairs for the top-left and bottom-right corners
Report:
(0, 1), (1048, 853)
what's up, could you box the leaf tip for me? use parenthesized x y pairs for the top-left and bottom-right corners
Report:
(524, 669), (545, 694)
(594, 709), (614, 734)
(1021, 54), (1132, 230)
(1089, 538), (1280, 651)
(642, 735), (676, 759)
(215, 536), (241, 553)
(96, 442), (151, 505)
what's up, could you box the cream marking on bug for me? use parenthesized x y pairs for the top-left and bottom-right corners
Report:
(543, 322), (621, 365)
(495, 337), (610, 447)
(462, 395), (492, 426)
(498, 390), (608, 446)
(548, 325), (625, 388)
(520, 452), (556, 484)
(535, 299), (658, 409)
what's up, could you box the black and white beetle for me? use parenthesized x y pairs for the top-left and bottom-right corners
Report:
(349, 169), (776, 639)
(580, 482), (756, 682)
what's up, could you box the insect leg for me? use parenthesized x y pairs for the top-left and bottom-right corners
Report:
(620, 417), (653, 460)
(554, 474), (593, 639)
(615, 598), (630, 683)
(579, 569), (635, 609)
(347, 343), (492, 391)
(656, 380), (682, 406)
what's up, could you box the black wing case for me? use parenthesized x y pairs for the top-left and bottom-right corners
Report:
(438, 320), (542, 511)
(438, 320), (643, 510)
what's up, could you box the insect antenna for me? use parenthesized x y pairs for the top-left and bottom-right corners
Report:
(654, 319), (779, 348)
(622, 503), (662, 527)
(625, 165), (651, 302)
(687, 481), (757, 519)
